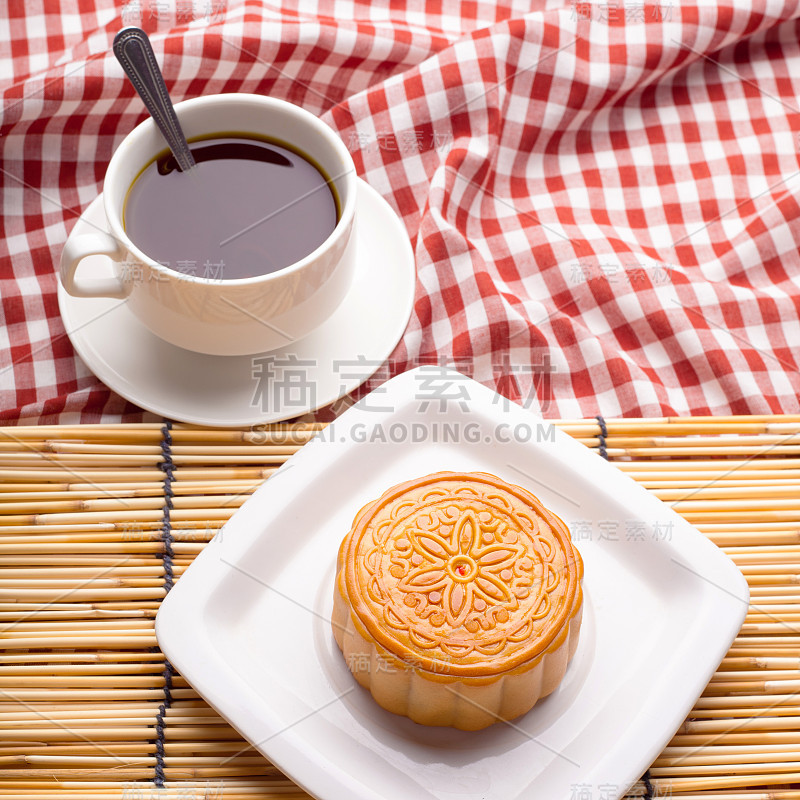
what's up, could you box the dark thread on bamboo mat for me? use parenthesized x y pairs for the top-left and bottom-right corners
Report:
(158, 420), (176, 592)
(642, 769), (654, 798)
(595, 415), (608, 460)
(153, 664), (174, 788)
(154, 419), (177, 788)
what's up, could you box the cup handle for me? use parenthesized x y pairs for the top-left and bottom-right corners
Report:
(60, 232), (130, 299)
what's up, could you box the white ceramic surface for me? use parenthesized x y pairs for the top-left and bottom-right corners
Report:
(156, 367), (749, 800)
(60, 94), (358, 355)
(56, 181), (415, 426)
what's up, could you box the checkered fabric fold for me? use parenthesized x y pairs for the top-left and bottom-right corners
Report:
(2, 0), (799, 422)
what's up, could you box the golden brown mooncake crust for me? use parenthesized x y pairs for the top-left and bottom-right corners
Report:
(333, 471), (583, 728)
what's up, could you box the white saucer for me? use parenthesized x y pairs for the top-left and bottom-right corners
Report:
(57, 180), (415, 426)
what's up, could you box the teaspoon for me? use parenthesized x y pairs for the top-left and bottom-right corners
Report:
(113, 27), (196, 173)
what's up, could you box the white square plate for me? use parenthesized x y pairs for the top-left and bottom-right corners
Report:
(156, 367), (749, 800)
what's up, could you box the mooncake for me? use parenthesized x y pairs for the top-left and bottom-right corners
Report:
(332, 471), (583, 730)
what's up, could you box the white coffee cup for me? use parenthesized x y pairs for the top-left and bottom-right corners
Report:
(60, 94), (357, 356)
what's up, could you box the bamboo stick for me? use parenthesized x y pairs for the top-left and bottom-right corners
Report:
(0, 566), (181, 578)
(0, 509), (236, 526)
(649, 759), (800, 775)
(0, 744), (234, 756)
(2, 618), (155, 630)
(615, 458), (800, 470)
(0, 633), (161, 647)
(692, 680), (800, 697)
(0, 556), (174, 566)
(719, 657), (800, 669)
(0, 653), (166, 664)
(647, 775), (800, 792)
(640, 475), (800, 486)
(0, 480), (262, 499)
(748, 585), (800, 595)
(556, 412), (800, 424)
(0, 775), (297, 785)
(725, 648), (800, 657)
(655, 749), (800, 766)
(0, 579), (167, 590)
(0, 742), (250, 755)
(0, 723), (245, 742)
(656, 486), (800, 501)
(0, 700), (207, 712)
(0, 610), (158, 621)
(0, 543), (180, 556)
(675, 511), (800, 522)
(0, 454), (292, 467)
(0, 768), (281, 779)
(708, 533), (800, 546)
(710, 669), (800, 681)
(3, 443), (297, 456)
(672, 498), (800, 511)
(0, 706), (218, 719)
(0, 485), (162, 500)
(0, 496), (248, 515)
(683, 707), (800, 719)
(0, 677), (188, 691)
(0, 532), (214, 544)
(2, 420), (323, 436)
(0, 756), (271, 767)
(724, 546), (800, 558)
(699, 522), (800, 531)
(0, 664), (165, 676)
(0, 468), (273, 483)
(0, 520), (222, 534)
(0, 689), (198, 701)
(677, 716), (800, 734)
(661, 742), (800, 756)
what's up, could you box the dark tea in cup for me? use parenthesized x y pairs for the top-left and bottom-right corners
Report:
(123, 134), (340, 280)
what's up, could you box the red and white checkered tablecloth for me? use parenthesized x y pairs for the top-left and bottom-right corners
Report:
(2, 0), (800, 424)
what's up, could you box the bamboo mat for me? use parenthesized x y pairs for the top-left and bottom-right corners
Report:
(2, 415), (800, 800)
